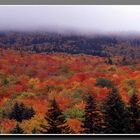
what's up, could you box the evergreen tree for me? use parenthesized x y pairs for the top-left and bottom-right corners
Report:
(22, 106), (35, 120)
(9, 102), (35, 122)
(92, 110), (106, 134)
(129, 93), (140, 133)
(107, 57), (113, 65)
(81, 94), (96, 134)
(40, 98), (73, 134)
(10, 123), (24, 134)
(102, 88), (130, 133)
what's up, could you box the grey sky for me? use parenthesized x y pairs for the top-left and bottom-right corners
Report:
(0, 5), (140, 34)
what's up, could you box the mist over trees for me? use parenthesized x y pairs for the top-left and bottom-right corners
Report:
(1, 31), (140, 65)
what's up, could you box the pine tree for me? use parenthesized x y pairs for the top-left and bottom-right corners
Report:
(40, 98), (73, 134)
(129, 93), (140, 133)
(9, 102), (35, 122)
(102, 88), (130, 133)
(10, 123), (24, 134)
(92, 110), (106, 134)
(81, 94), (96, 134)
(107, 57), (113, 65)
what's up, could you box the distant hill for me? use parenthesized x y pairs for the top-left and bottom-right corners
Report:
(0, 31), (140, 64)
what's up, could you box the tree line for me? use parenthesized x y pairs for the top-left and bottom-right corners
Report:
(7, 86), (140, 134)
(1, 31), (140, 60)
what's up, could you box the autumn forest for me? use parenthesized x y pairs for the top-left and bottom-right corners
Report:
(0, 31), (139, 134)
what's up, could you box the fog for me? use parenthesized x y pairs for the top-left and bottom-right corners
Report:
(0, 5), (140, 34)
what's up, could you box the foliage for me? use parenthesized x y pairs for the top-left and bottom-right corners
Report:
(9, 102), (35, 122)
(102, 88), (130, 133)
(95, 77), (114, 89)
(72, 89), (83, 98)
(0, 48), (138, 134)
(19, 92), (36, 98)
(40, 98), (73, 134)
(63, 108), (84, 120)
(81, 94), (96, 133)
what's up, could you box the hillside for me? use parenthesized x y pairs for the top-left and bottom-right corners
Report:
(0, 48), (139, 133)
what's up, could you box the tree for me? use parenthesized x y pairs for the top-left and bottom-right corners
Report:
(81, 94), (96, 134)
(92, 110), (106, 134)
(9, 102), (35, 122)
(10, 123), (24, 134)
(102, 88), (130, 133)
(63, 108), (84, 119)
(107, 57), (113, 65)
(40, 98), (73, 134)
(128, 93), (140, 133)
(95, 77), (114, 89)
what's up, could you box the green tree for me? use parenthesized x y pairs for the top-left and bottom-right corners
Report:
(103, 88), (130, 133)
(40, 98), (73, 134)
(9, 102), (35, 122)
(92, 110), (106, 134)
(81, 94), (96, 134)
(63, 107), (84, 119)
(129, 93), (140, 133)
(95, 77), (114, 89)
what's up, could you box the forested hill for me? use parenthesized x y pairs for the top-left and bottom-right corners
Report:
(0, 31), (140, 64)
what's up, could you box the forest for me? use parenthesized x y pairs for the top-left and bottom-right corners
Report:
(0, 31), (140, 134)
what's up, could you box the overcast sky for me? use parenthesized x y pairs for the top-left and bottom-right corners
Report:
(0, 5), (140, 34)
